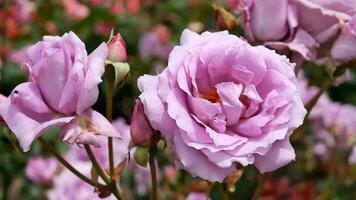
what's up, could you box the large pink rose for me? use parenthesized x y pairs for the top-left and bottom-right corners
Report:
(137, 29), (306, 182)
(236, 0), (356, 65)
(186, 192), (210, 200)
(0, 32), (120, 151)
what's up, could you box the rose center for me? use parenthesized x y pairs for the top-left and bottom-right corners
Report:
(201, 88), (220, 103)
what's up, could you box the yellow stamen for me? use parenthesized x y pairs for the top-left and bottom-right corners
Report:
(201, 88), (220, 103)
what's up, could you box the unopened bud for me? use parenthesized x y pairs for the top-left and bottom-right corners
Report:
(130, 99), (159, 147)
(107, 33), (127, 62)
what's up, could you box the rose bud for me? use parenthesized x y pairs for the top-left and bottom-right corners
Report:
(164, 165), (177, 182)
(130, 99), (159, 147)
(107, 33), (127, 62)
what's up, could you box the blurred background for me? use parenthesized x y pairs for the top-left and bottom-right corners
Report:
(0, 0), (356, 199)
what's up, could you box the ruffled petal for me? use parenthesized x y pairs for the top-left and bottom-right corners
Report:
(254, 139), (296, 173)
(0, 82), (74, 151)
(61, 109), (120, 146)
(174, 133), (235, 182)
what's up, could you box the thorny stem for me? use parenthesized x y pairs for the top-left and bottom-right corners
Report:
(37, 137), (104, 189)
(149, 147), (158, 200)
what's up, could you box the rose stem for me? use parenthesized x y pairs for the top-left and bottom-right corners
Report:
(251, 174), (266, 200)
(292, 76), (335, 140)
(107, 82), (115, 178)
(84, 144), (125, 200)
(216, 183), (229, 200)
(37, 137), (104, 189)
(149, 146), (158, 200)
(306, 77), (335, 115)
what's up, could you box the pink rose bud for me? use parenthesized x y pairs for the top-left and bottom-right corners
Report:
(186, 192), (211, 200)
(127, 0), (140, 15)
(107, 33), (127, 62)
(164, 165), (177, 182)
(130, 99), (158, 147)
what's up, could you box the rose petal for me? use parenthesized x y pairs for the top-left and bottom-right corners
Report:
(77, 42), (108, 113)
(174, 133), (235, 182)
(254, 139), (296, 173)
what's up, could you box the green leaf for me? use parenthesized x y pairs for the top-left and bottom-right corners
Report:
(333, 66), (347, 78)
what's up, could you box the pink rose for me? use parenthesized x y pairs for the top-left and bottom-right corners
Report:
(139, 31), (174, 60)
(334, 104), (356, 137)
(138, 29), (306, 182)
(66, 117), (131, 168)
(186, 192), (210, 200)
(349, 146), (356, 164)
(107, 33), (127, 62)
(331, 16), (356, 64)
(62, 0), (89, 21)
(25, 156), (57, 184)
(313, 143), (330, 161)
(236, 0), (356, 65)
(14, 0), (35, 23)
(127, 0), (140, 15)
(0, 94), (6, 101)
(163, 165), (177, 182)
(8, 46), (29, 65)
(60, 109), (121, 147)
(0, 32), (120, 151)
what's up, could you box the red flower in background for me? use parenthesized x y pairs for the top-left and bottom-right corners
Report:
(127, 0), (140, 15)
(260, 176), (318, 200)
